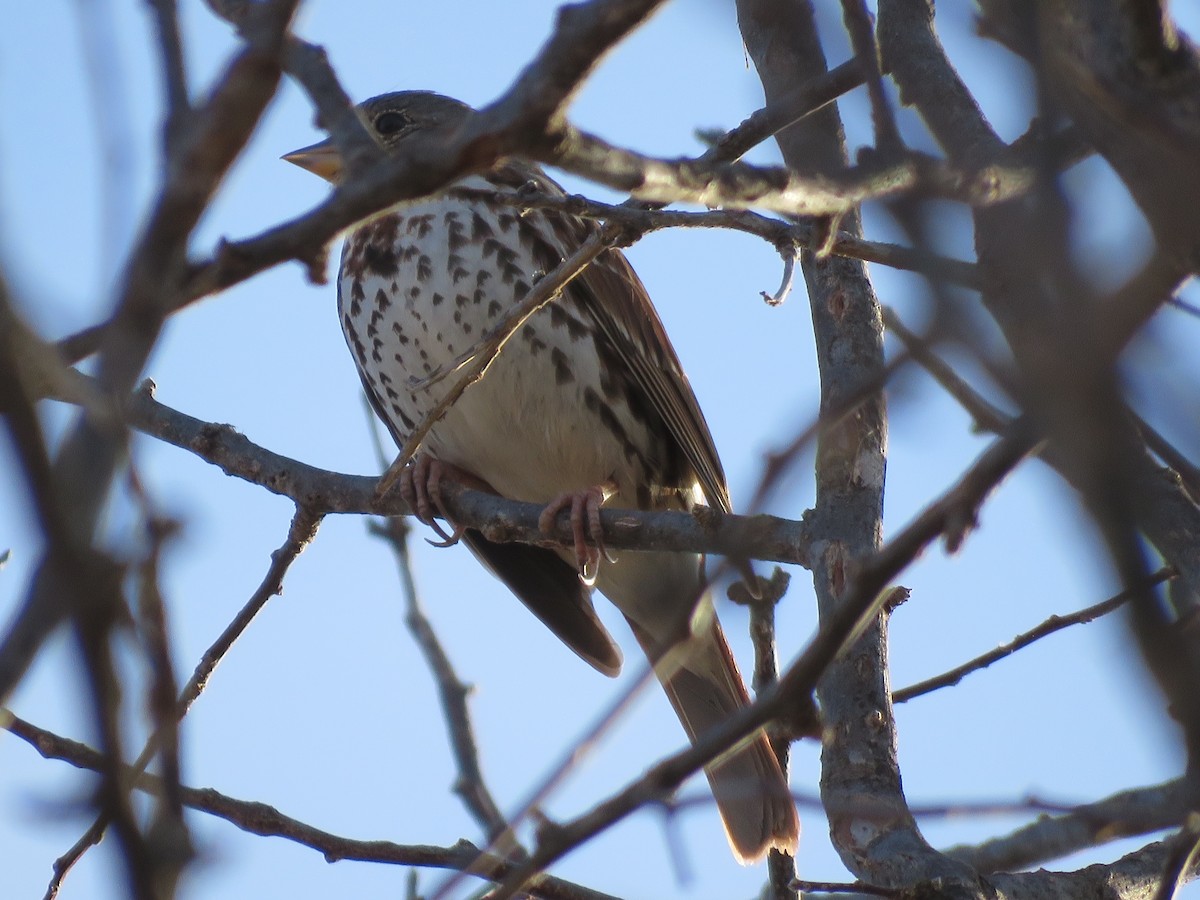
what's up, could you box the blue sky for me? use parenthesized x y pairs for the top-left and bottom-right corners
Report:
(2, 2), (1198, 898)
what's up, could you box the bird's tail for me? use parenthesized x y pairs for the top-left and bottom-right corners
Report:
(630, 613), (800, 864)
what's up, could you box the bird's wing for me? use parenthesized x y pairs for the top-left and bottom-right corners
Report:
(577, 245), (732, 514)
(488, 164), (731, 514)
(462, 531), (623, 677)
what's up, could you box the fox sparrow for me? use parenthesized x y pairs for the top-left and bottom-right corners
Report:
(285, 91), (798, 862)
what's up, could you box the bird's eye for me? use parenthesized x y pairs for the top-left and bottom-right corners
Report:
(374, 111), (412, 136)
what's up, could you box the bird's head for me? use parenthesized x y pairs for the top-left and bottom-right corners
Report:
(282, 91), (472, 184)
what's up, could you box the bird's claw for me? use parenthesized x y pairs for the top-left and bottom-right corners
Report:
(425, 520), (466, 548)
(539, 482), (617, 584)
(400, 454), (465, 548)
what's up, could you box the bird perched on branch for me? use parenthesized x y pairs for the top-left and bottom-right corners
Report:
(285, 90), (798, 863)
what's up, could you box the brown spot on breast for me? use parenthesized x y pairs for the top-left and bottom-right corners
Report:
(496, 213), (516, 232)
(546, 211), (593, 248)
(363, 242), (399, 278)
(513, 280), (529, 301)
(417, 255), (432, 282)
(345, 279), (366, 320)
(456, 294), (470, 308)
(391, 322), (409, 345)
(389, 402), (415, 431)
(472, 211), (495, 239)
(482, 238), (503, 258)
(550, 347), (574, 385)
(487, 300), (502, 318)
(476, 269), (491, 286)
(599, 371), (621, 401)
(566, 312), (589, 342)
(548, 304), (569, 331)
(431, 292), (444, 306)
(583, 387), (646, 470)
(407, 214), (435, 237)
(522, 324), (546, 355)
(342, 245), (365, 280)
(452, 267), (469, 284)
(518, 218), (565, 275)
(375, 288), (392, 311)
(367, 214), (401, 244)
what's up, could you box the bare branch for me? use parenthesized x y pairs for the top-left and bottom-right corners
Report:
(947, 777), (1197, 873)
(893, 568), (1175, 703)
(699, 57), (866, 164)
(488, 188), (981, 287)
(41, 505), (322, 897)
(116, 381), (816, 564)
(1154, 817), (1200, 900)
(369, 516), (515, 847)
(3, 713), (618, 900)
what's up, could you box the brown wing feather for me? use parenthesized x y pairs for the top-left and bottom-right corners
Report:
(492, 164), (730, 513)
(462, 531), (622, 677)
(576, 249), (731, 513)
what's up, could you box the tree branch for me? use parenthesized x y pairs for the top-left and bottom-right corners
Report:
(2, 712), (617, 900)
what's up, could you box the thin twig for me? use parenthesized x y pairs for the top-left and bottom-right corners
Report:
(892, 567), (1175, 703)
(946, 777), (1196, 873)
(42, 506), (323, 898)
(699, 58), (865, 165)
(483, 189), (980, 287)
(369, 514), (517, 849)
(790, 879), (899, 896)
(840, 0), (903, 155)
(117, 381), (815, 563)
(4, 712), (618, 900)
(1154, 816), (1200, 900)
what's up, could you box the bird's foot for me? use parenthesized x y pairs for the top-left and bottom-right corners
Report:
(399, 455), (484, 548)
(538, 481), (619, 585)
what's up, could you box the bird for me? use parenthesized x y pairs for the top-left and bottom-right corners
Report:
(284, 90), (799, 863)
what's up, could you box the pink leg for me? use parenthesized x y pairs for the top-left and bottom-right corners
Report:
(538, 481), (618, 585)
(399, 454), (490, 547)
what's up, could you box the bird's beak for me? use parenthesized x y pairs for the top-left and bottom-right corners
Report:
(282, 138), (344, 184)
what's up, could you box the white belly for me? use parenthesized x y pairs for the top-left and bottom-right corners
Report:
(338, 194), (660, 507)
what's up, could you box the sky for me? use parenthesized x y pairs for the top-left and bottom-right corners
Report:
(2, 1), (1199, 898)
